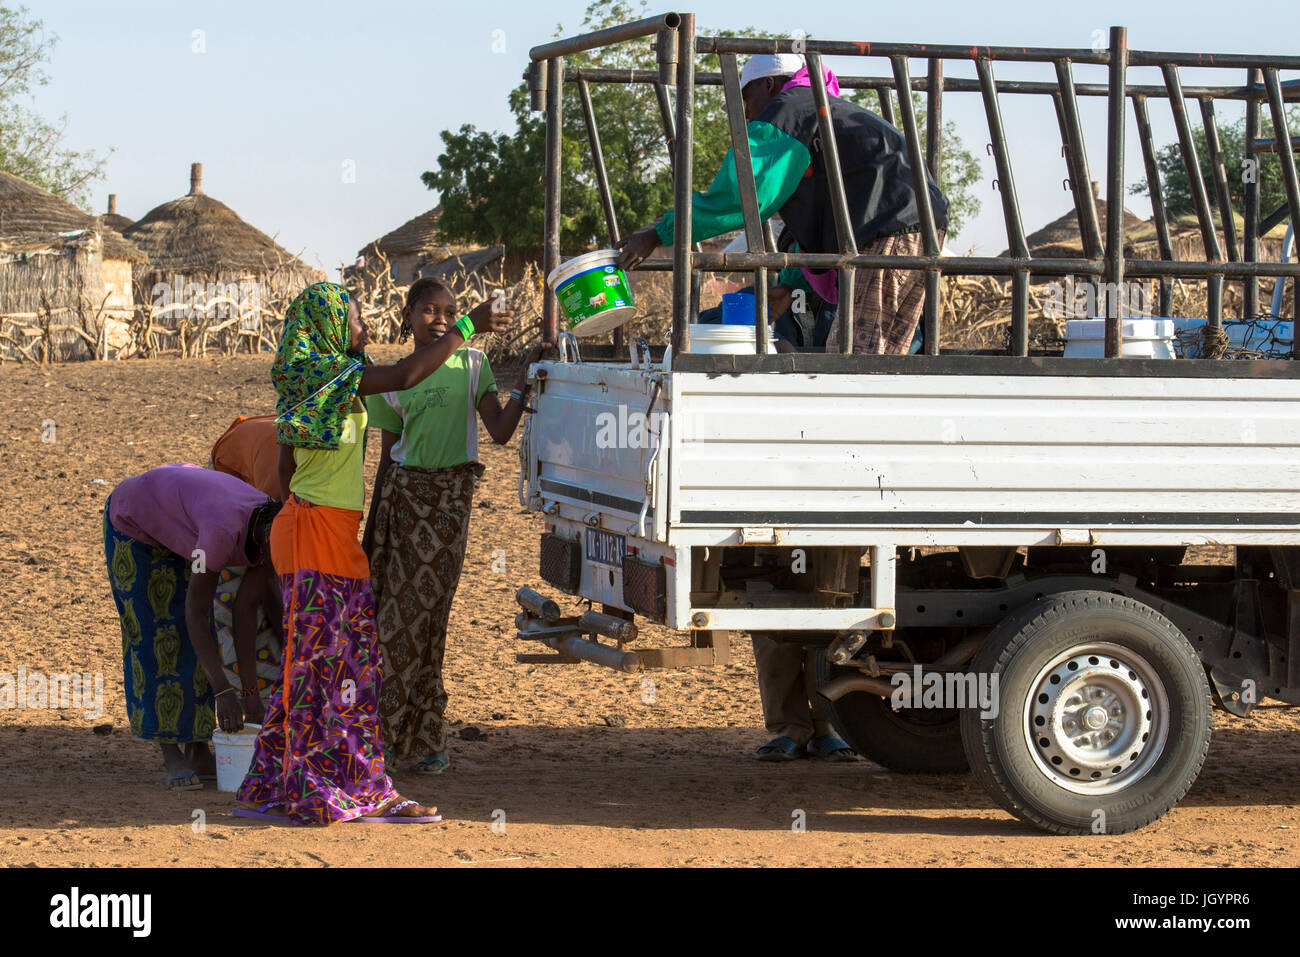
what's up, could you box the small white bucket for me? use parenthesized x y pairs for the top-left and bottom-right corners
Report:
(687, 323), (777, 355)
(211, 723), (261, 793)
(1063, 319), (1176, 359)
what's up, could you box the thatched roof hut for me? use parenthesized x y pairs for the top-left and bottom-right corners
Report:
(124, 163), (323, 291)
(101, 194), (134, 234)
(0, 170), (144, 264)
(1002, 181), (1151, 261)
(0, 170), (147, 361)
(1128, 211), (1289, 264)
(122, 163), (325, 349)
(349, 205), (487, 286)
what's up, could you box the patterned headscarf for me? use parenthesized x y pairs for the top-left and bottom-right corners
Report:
(272, 282), (367, 450)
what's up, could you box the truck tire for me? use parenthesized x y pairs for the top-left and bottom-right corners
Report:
(816, 651), (969, 773)
(960, 590), (1212, 835)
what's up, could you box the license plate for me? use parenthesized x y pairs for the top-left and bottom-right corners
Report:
(584, 528), (625, 569)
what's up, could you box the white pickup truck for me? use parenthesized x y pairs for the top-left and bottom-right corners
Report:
(515, 345), (1300, 834)
(517, 12), (1300, 836)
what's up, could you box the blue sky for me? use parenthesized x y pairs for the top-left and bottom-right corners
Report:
(29, 0), (1300, 277)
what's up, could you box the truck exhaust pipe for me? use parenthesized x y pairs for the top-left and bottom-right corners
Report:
(819, 632), (987, 702)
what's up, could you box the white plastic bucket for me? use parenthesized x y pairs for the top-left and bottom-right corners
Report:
(1063, 319), (1176, 359)
(545, 249), (636, 337)
(211, 723), (261, 793)
(687, 323), (778, 355)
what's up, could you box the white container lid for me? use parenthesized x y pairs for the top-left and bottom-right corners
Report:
(688, 323), (776, 353)
(546, 249), (621, 291)
(1064, 318), (1175, 340)
(690, 323), (765, 339)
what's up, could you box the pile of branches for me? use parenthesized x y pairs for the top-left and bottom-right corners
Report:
(344, 250), (546, 369)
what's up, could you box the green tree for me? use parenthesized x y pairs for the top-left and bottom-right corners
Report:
(425, 0), (980, 249)
(0, 5), (108, 209)
(1129, 108), (1300, 226)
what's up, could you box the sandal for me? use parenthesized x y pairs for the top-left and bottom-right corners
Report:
(413, 752), (450, 775)
(754, 736), (804, 762)
(232, 801), (290, 821)
(359, 795), (441, 824)
(166, 771), (203, 791)
(807, 735), (857, 762)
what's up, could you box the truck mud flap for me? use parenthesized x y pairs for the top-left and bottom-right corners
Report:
(623, 553), (667, 622)
(540, 532), (581, 593)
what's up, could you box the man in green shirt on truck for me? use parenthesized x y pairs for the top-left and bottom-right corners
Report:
(618, 52), (949, 761)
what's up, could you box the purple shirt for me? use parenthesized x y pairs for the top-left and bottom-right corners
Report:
(108, 464), (271, 570)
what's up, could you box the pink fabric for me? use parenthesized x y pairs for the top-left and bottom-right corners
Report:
(109, 463), (270, 570)
(781, 65), (842, 99)
(782, 65), (843, 302)
(803, 266), (841, 305)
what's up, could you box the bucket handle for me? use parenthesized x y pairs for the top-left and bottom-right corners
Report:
(628, 336), (652, 369)
(558, 331), (582, 364)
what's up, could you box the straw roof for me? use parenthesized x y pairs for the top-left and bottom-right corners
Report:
(0, 169), (145, 262)
(418, 245), (505, 283)
(124, 163), (322, 277)
(359, 206), (449, 261)
(101, 194), (134, 234)
(1002, 182), (1150, 259)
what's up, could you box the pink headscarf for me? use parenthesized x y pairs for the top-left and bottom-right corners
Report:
(779, 65), (844, 304)
(780, 64), (842, 99)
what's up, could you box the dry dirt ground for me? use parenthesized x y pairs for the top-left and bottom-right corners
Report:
(1, 345), (1298, 868)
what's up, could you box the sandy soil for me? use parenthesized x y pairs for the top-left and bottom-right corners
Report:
(2, 345), (1298, 867)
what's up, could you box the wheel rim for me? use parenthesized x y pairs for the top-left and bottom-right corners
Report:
(1023, 641), (1169, 796)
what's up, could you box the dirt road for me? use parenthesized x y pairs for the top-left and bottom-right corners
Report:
(2, 349), (1297, 866)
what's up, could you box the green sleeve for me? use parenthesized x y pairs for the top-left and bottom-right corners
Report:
(777, 266), (812, 293)
(655, 121), (811, 246)
(477, 358), (497, 403)
(365, 393), (403, 435)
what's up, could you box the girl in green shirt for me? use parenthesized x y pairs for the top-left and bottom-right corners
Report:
(364, 278), (550, 774)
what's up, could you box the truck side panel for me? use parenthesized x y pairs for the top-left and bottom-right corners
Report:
(670, 371), (1300, 539)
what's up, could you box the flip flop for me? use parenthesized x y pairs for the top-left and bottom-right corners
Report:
(359, 799), (442, 824)
(808, 735), (858, 762)
(754, 736), (804, 762)
(413, 752), (450, 775)
(166, 771), (203, 791)
(232, 802), (290, 822)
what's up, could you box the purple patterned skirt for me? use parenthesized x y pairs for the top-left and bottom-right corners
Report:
(236, 497), (396, 824)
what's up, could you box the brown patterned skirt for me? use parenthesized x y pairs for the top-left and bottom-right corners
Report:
(824, 229), (946, 355)
(370, 461), (484, 759)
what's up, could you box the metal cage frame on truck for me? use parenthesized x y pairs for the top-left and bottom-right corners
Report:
(528, 12), (1300, 358)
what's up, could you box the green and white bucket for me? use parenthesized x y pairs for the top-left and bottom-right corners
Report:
(547, 249), (637, 338)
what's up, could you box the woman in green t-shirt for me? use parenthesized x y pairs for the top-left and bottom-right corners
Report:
(363, 278), (550, 775)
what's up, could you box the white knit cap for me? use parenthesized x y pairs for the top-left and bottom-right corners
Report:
(740, 53), (805, 89)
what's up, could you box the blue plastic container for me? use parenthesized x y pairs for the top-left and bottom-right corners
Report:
(721, 292), (757, 325)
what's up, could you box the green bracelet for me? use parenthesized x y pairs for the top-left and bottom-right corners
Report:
(454, 315), (475, 339)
